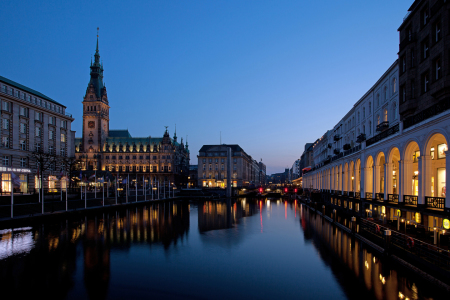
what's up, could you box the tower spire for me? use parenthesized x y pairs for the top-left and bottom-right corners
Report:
(174, 124), (177, 142)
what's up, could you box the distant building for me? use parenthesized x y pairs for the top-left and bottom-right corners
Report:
(299, 143), (314, 177)
(75, 37), (190, 186)
(197, 144), (259, 188)
(258, 160), (266, 185)
(291, 159), (301, 180)
(0, 75), (75, 193)
(188, 165), (198, 188)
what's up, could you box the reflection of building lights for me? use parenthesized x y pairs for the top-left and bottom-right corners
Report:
(414, 171), (418, 175)
(373, 257), (376, 263)
(399, 292), (404, 299)
(365, 261), (369, 270)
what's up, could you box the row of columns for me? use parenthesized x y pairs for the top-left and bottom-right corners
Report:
(305, 151), (450, 208)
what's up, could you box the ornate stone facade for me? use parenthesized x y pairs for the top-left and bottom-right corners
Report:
(75, 38), (189, 187)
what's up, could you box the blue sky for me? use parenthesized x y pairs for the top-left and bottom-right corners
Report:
(0, 0), (412, 174)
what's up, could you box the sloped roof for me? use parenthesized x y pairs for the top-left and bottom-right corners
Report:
(0, 75), (65, 107)
(199, 144), (243, 152)
(108, 130), (132, 138)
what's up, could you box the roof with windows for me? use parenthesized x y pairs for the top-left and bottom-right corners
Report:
(0, 75), (65, 107)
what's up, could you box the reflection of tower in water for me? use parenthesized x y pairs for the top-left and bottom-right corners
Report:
(83, 216), (110, 300)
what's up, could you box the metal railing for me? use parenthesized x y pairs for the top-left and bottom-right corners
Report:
(403, 195), (418, 206)
(365, 192), (373, 199)
(348, 191), (354, 198)
(360, 219), (450, 271)
(375, 193), (384, 201)
(355, 192), (361, 200)
(403, 98), (450, 129)
(366, 123), (400, 147)
(388, 194), (399, 203)
(425, 197), (445, 210)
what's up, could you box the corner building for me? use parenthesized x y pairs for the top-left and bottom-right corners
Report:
(0, 75), (75, 193)
(75, 38), (190, 186)
(197, 144), (260, 188)
(303, 0), (450, 231)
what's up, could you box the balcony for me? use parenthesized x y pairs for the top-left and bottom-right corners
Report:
(356, 134), (366, 143)
(403, 195), (418, 206)
(375, 193), (384, 201)
(425, 197), (445, 210)
(388, 194), (399, 203)
(327, 143), (332, 149)
(333, 134), (340, 141)
(343, 143), (351, 151)
(376, 121), (389, 132)
(366, 123), (399, 147)
(333, 148), (340, 155)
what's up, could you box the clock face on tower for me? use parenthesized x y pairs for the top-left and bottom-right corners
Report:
(88, 121), (95, 128)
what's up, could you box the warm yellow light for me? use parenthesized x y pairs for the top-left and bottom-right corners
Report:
(414, 171), (418, 175)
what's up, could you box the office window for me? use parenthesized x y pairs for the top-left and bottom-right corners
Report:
(384, 86), (388, 100)
(384, 109), (388, 122)
(49, 130), (54, 140)
(19, 107), (28, 117)
(2, 137), (9, 148)
(20, 123), (26, 134)
(422, 40), (429, 59)
(20, 140), (26, 150)
(60, 148), (65, 156)
(35, 143), (41, 152)
(61, 133), (66, 143)
(49, 145), (54, 154)
(2, 101), (10, 112)
(3, 156), (9, 166)
(35, 112), (42, 121)
(435, 22), (441, 42)
(422, 73), (429, 93)
(2, 118), (9, 130)
(363, 107), (365, 118)
(422, 8), (428, 26)
(392, 78), (396, 93)
(411, 49), (415, 67)
(435, 58), (441, 80)
(61, 120), (67, 129)
(20, 157), (27, 167)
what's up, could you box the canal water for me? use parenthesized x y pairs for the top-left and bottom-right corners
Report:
(0, 199), (446, 299)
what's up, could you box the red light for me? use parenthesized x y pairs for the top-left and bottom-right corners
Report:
(284, 188), (288, 193)
(259, 188), (263, 193)
(294, 189), (297, 193)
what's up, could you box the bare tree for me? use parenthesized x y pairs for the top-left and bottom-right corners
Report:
(61, 156), (82, 189)
(29, 150), (59, 195)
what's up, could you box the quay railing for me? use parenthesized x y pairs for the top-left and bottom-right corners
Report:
(365, 192), (373, 200)
(355, 192), (361, 200)
(360, 219), (450, 272)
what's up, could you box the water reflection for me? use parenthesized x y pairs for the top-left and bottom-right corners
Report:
(298, 204), (442, 300)
(0, 200), (446, 299)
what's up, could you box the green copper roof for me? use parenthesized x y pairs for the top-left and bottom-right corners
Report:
(0, 75), (65, 107)
(108, 130), (132, 138)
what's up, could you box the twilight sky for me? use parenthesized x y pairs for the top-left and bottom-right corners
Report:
(1, 0), (412, 174)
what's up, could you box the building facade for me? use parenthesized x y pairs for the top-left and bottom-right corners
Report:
(197, 144), (259, 188)
(303, 0), (450, 232)
(0, 75), (75, 193)
(75, 38), (190, 187)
